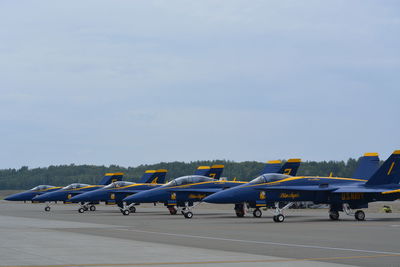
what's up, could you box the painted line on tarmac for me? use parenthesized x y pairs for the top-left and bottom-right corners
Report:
(114, 228), (400, 255)
(1, 254), (399, 267)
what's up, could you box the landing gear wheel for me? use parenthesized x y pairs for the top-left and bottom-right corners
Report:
(122, 209), (130, 216)
(89, 205), (96, 211)
(184, 211), (193, 219)
(355, 210), (365, 221)
(44, 206), (50, 212)
(235, 211), (245, 217)
(273, 214), (284, 223)
(83, 206), (88, 211)
(168, 207), (177, 215)
(329, 210), (339, 221)
(78, 208), (84, 213)
(234, 204), (245, 217)
(253, 208), (262, 218)
(129, 206), (136, 213)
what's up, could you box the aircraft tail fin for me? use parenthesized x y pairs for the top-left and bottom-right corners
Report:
(278, 159), (301, 176)
(208, 164), (224, 180)
(366, 150), (400, 186)
(352, 153), (380, 179)
(194, 166), (211, 176)
(261, 160), (282, 175)
(138, 169), (168, 184)
(99, 173), (124, 185)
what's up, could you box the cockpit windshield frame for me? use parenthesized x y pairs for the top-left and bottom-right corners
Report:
(104, 181), (134, 189)
(62, 183), (90, 190)
(31, 185), (55, 191)
(165, 175), (214, 187)
(250, 174), (292, 184)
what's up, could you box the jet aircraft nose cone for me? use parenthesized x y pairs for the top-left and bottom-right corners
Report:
(4, 195), (15, 201)
(5, 192), (35, 201)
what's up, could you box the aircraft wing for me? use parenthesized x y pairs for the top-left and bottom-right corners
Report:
(166, 188), (222, 194)
(254, 186), (338, 192)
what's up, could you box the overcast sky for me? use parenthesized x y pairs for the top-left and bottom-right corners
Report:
(0, 1), (399, 169)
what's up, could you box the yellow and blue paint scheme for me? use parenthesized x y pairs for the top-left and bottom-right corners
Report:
(204, 152), (400, 211)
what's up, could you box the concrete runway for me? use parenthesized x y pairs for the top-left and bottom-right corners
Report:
(1, 201), (400, 267)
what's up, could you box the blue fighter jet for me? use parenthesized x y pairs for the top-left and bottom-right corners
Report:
(205, 153), (379, 218)
(122, 164), (226, 217)
(4, 185), (62, 202)
(69, 169), (168, 214)
(117, 165), (225, 215)
(234, 159), (301, 218)
(32, 172), (123, 212)
(123, 160), (301, 218)
(204, 152), (400, 222)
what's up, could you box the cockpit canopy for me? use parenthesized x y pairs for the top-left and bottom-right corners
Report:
(166, 175), (215, 187)
(62, 183), (90, 190)
(104, 181), (134, 189)
(30, 185), (55, 191)
(250, 173), (292, 184)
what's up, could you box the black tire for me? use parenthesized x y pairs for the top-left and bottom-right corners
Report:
(235, 211), (245, 217)
(275, 214), (284, 223)
(89, 205), (96, 211)
(129, 206), (136, 213)
(122, 210), (130, 216)
(253, 209), (262, 218)
(184, 211), (193, 219)
(78, 208), (84, 213)
(329, 211), (340, 220)
(83, 206), (88, 211)
(355, 210), (365, 221)
(44, 206), (50, 212)
(169, 207), (177, 215)
(235, 203), (245, 217)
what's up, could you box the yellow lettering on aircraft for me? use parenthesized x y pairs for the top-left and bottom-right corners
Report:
(112, 179), (118, 183)
(151, 177), (158, 184)
(259, 191), (266, 200)
(209, 173), (216, 178)
(341, 193), (364, 201)
(170, 193), (176, 200)
(280, 193), (300, 199)
(188, 194), (207, 199)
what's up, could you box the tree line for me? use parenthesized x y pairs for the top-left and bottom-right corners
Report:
(0, 158), (367, 190)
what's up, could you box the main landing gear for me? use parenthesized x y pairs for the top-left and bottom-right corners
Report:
(78, 203), (97, 213)
(168, 206), (177, 215)
(329, 204), (366, 221)
(329, 210), (339, 220)
(271, 202), (294, 223)
(354, 210), (365, 221)
(253, 208), (262, 218)
(120, 203), (136, 216)
(234, 203), (246, 217)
